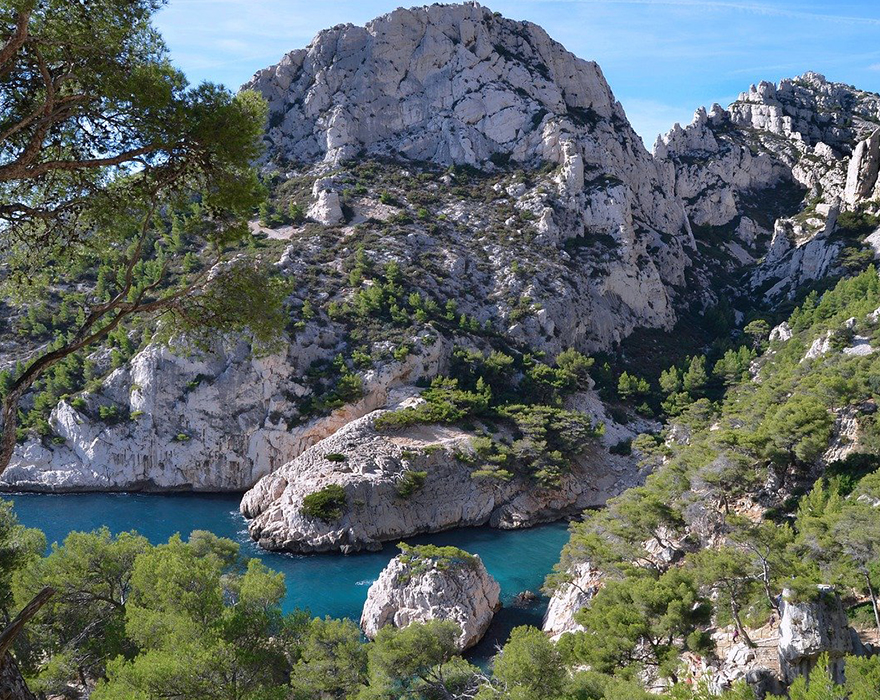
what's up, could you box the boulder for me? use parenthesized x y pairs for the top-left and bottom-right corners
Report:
(307, 189), (344, 226)
(360, 544), (500, 651)
(769, 321), (792, 343)
(307, 177), (344, 225)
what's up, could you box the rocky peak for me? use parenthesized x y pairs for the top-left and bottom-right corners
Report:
(246, 1), (628, 168)
(655, 71), (880, 301)
(730, 72), (880, 150)
(243, 2), (698, 351)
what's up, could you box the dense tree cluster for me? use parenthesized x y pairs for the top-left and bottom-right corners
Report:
(6, 511), (879, 699)
(548, 268), (880, 691)
(374, 345), (603, 486)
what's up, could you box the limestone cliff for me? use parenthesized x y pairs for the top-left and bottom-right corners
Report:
(778, 586), (866, 685)
(242, 392), (644, 553)
(4, 6), (879, 515)
(3, 2), (689, 495)
(245, 1), (697, 351)
(541, 561), (599, 639)
(655, 72), (880, 300)
(2, 332), (447, 492)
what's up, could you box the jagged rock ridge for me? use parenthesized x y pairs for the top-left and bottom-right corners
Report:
(656, 72), (880, 299)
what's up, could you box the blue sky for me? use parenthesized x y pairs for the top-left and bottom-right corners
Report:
(155, 0), (880, 147)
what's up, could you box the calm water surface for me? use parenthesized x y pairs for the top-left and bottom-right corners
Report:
(10, 492), (571, 660)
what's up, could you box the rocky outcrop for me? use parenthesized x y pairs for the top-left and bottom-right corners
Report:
(242, 393), (643, 553)
(656, 72), (880, 301)
(2, 332), (448, 492)
(307, 177), (344, 225)
(845, 129), (880, 206)
(360, 545), (500, 650)
(542, 561), (600, 639)
(247, 1), (698, 353)
(778, 586), (865, 684)
(769, 321), (792, 343)
(682, 640), (783, 700)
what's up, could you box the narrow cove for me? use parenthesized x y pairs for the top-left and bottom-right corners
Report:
(9, 492), (571, 661)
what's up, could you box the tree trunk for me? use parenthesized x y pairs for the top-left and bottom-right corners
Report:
(731, 599), (755, 648)
(0, 389), (24, 482)
(863, 571), (880, 638)
(0, 587), (54, 700)
(761, 559), (779, 614)
(0, 652), (36, 700)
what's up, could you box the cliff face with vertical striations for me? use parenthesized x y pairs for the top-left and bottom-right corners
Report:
(655, 72), (880, 300)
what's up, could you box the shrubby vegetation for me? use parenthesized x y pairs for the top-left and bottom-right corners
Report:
(301, 484), (348, 521)
(547, 268), (880, 687)
(12, 509), (879, 700)
(375, 346), (603, 486)
(3, 3), (880, 698)
(396, 544), (479, 583)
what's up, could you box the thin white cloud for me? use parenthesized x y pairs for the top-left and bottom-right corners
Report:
(870, 64), (880, 72)
(523, 0), (880, 26)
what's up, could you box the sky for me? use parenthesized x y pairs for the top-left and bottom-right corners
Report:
(154, 0), (880, 147)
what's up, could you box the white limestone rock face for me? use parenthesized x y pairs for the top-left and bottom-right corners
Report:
(769, 321), (792, 343)
(308, 190), (344, 225)
(542, 562), (601, 640)
(2, 332), (448, 492)
(656, 72), (880, 301)
(241, 394), (643, 553)
(778, 587), (863, 684)
(246, 1), (697, 352)
(845, 129), (880, 205)
(360, 547), (501, 651)
(252, 3), (637, 167)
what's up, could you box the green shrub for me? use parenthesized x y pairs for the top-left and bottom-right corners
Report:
(392, 343), (412, 361)
(69, 397), (88, 411)
(98, 405), (124, 424)
(301, 485), (347, 521)
(173, 433), (191, 442)
(374, 377), (490, 430)
(396, 543), (477, 582)
(836, 208), (880, 237)
(609, 438), (632, 456)
(378, 191), (399, 206)
(314, 372), (364, 413)
(396, 470), (427, 498)
(325, 453), (347, 463)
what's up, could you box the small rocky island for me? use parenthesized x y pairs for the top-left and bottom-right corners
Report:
(361, 544), (501, 651)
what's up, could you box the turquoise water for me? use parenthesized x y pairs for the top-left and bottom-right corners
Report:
(8, 493), (570, 659)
